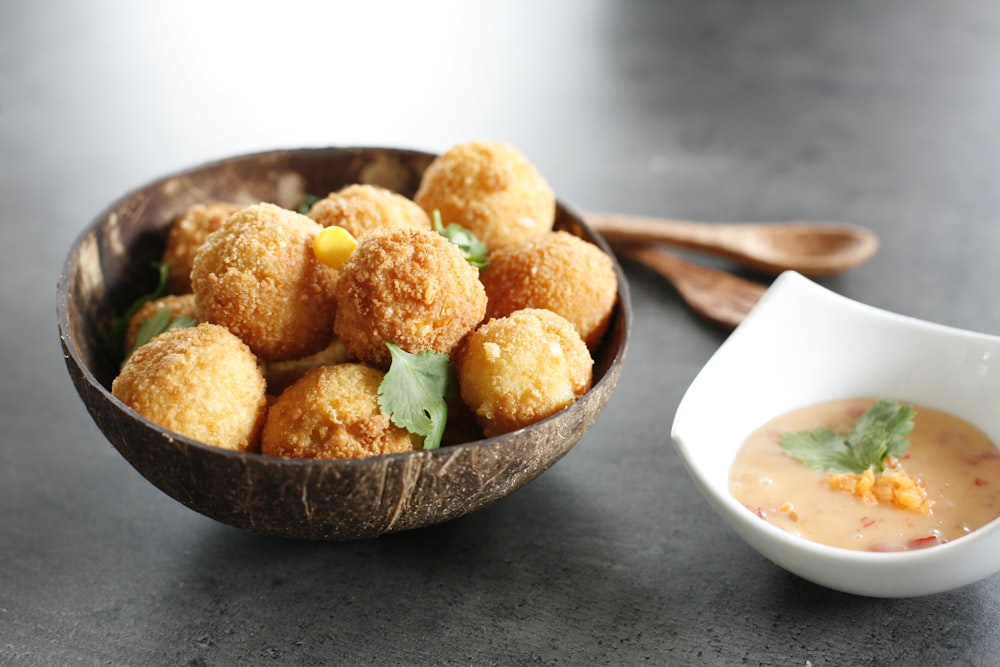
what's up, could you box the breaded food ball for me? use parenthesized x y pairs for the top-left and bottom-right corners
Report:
(161, 201), (243, 294)
(480, 231), (618, 350)
(112, 323), (268, 452)
(456, 308), (593, 437)
(414, 141), (555, 249)
(124, 293), (200, 355)
(191, 203), (339, 363)
(263, 338), (349, 396)
(307, 184), (431, 239)
(334, 227), (487, 369)
(261, 363), (419, 459)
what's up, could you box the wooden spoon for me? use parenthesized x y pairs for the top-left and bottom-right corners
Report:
(587, 212), (878, 277)
(615, 244), (767, 329)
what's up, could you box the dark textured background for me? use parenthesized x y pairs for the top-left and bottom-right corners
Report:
(3, 1), (999, 664)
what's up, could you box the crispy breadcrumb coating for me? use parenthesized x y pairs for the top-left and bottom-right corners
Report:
(480, 231), (618, 350)
(112, 323), (268, 452)
(308, 183), (431, 239)
(190, 203), (339, 362)
(414, 141), (555, 250)
(263, 338), (349, 396)
(334, 227), (487, 369)
(261, 363), (419, 459)
(161, 201), (243, 294)
(124, 293), (200, 355)
(456, 308), (593, 437)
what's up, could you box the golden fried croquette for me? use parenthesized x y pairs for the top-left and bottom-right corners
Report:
(307, 183), (431, 239)
(161, 201), (243, 294)
(190, 203), (339, 363)
(334, 227), (487, 369)
(261, 363), (419, 459)
(480, 231), (618, 350)
(124, 293), (200, 355)
(112, 323), (268, 452)
(263, 338), (349, 396)
(414, 141), (555, 250)
(456, 308), (593, 437)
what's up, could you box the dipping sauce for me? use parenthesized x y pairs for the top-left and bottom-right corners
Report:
(730, 398), (1000, 551)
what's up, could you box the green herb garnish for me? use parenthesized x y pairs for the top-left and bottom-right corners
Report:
(433, 210), (488, 268)
(124, 309), (197, 363)
(377, 342), (456, 450)
(106, 262), (171, 357)
(297, 193), (321, 215)
(780, 399), (916, 474)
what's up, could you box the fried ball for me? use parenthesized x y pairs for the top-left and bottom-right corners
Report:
(263, 338), (349, 396)
(414, 140), (555, 250)
(112, 323), (268, 452)
(261, 363), (419, 459)
(456, 308), (593, 437)
(480, 231), (618, 350)
(124, 293), (200, 355)
(307, 183), (431, 239)
(161, 201), (243, 294)
(334, 226), (487, 369)
(190, 202), (339, 363)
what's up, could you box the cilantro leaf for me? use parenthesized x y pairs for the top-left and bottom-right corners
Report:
(124, 310), (197, 363)
(106, 262), (171, 357)
(377, 342), (456, 450)
(433, 210), (489, 268)
(779, 427), (860, 473)
(779, 399), (916, 474)
(297, 193), (321, 215)
(847, 399), (915, 467)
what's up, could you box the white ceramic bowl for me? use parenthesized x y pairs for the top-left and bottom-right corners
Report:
(671, 271), (1000, 597)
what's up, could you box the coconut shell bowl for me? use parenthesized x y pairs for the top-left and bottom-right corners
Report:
(57, 146), (631, 540)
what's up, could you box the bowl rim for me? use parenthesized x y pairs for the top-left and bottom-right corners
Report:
(671, 271), (1000, 596)
(56, 144), (633, 469)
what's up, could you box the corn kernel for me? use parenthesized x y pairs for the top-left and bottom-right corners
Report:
(313, 226), (358, 269)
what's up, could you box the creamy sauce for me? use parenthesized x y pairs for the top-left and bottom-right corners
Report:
(730, 398), (1000, 551)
